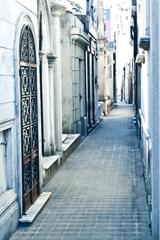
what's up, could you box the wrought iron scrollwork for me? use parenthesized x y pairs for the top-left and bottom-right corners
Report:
(20, 28), (29, 63)
(20, 25), (39, 212)
(28, 29), (36, 64)
(23, 127), (31, 157)
(21, 67), (30, 96)
(31, 124), (38, 151)
(20, 26), (36, 64)
(22, 97), (30, 126)
(32, 157), (39, 185)
(24, 162), (32, 194)
(30, 68), (37, 94)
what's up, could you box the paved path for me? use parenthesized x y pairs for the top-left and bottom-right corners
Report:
(11, 105), (152, 240)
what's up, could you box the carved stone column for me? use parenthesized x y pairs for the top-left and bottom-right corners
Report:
(50, 3), (66, 152)
(47, 53), (56, 154)
(39, 51), (52, 155)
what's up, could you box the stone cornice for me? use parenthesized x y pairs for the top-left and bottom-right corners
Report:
(51, 2), (66, 16)
(71, 27), (89, 48)
(97, 36), (107, 41)
(47, 53), (57, 67)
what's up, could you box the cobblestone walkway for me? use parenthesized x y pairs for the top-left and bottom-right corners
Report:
(11, 105), (152, 240)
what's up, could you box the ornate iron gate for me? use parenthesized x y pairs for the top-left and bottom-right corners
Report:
(19, 26), (40, 212)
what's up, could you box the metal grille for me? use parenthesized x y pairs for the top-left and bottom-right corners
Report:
(20, 26), (39, 212)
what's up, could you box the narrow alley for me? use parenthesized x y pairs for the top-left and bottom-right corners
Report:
(11, 105), (152, 240)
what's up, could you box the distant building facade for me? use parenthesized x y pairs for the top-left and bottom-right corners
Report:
(97, 2), (116, 114)
(132, 0), (160, 239)
(61, 0), (98, 136)
(97, 0), (108, 115)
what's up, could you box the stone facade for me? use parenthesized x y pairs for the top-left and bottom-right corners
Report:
(0, 1), (39, 239)
(134, 0), (160, 238)
(61, 1), (98, 136)
(121, 62), (133, 104)
(97, 1), (115, 115)
(0, 0), (99, 239)
(61, 13), (89, 136)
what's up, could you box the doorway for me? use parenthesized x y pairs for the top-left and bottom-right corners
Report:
(19, 25), (40, 212)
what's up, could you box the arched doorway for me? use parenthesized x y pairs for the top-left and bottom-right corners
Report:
(19, 25), (40, 212)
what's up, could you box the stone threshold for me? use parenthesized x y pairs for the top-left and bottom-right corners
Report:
(43, 155), (60, 185)
(62, 134), (80, 151)
(19, 192), (51, 223)
(43, 155), (60, 171)
(62, 134), (68, 143)
(62, 134), (80, 160)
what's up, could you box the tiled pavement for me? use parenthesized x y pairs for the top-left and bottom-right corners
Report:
(11, 105), (152, 240)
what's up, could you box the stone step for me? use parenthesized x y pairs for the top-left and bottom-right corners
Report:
(62, 134), (80, 161)
(19, 192), (51, 224)
(62, 134), (68, 143)
(43, 155), (60, 185)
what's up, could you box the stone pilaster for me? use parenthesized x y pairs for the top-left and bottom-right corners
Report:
(50, 3), (66, 152)
(47, 53), (56, 154)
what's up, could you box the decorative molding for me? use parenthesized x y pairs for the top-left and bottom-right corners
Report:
(51, 3), (66, 16)
(47, 53), (57, 67)
(139, 36), (150, 51)
(71, 27), (89, 48)
(135, 54), (145, 65)
(0, 189), (17, 217)
(0, 119), (14, 131)
(0, 191), (19, 240)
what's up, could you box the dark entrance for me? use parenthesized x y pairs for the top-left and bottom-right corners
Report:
(19, 25), (40, 212)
